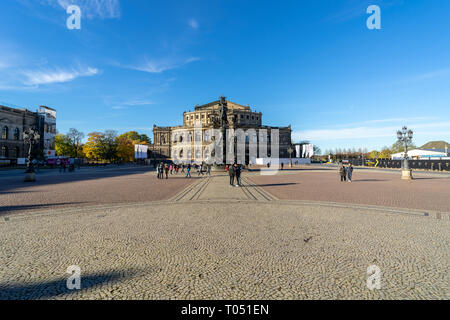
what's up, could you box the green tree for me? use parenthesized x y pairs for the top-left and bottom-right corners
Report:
(67, 128), (85, 158)
(100, 130), (118, 161)
(55, 133), (74, 156)
(390, 140), (416, 154)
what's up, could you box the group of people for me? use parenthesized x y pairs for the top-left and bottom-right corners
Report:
(225, 163), (243, 187)
(338, 163), (354, 182)
(156, 162), (212, 179)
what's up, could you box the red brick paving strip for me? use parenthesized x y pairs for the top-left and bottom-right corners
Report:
(248, 169), (450, 213)
(0, 170), (196, 214)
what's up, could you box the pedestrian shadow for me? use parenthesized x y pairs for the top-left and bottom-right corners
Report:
(352, 179), (389, 182)
(246, 183), (298, 187)
(0, 269), (133, 300)
(0, 202), (86, 216)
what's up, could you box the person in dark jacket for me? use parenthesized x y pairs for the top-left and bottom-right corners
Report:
(346, 164), (353, 182)
(235, 163), (242, 187)
(339, 163), (347, 182)
(228, 164), (236, 186)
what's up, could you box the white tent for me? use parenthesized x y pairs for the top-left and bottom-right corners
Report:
(391, 149), (448, 160)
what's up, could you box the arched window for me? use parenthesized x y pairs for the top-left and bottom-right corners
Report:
(1, 146), (7, 157)
(1, 126), (8, 140)
(204, 130), (210, 142)
(14, 128), (20, 140)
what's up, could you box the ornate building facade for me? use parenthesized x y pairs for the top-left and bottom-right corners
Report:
(0, 104), (56, 162)
(151, 97), (292, 164)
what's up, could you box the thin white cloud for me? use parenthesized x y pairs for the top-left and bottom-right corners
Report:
(188, 18), (199, 30)
(37, 0), (121, 19)
(23, 67), (98, 85)
(131, 57), (200, 73)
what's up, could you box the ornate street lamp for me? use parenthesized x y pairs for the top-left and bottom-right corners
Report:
(23, 128), (40, 182)
(397, 126), (413, 180)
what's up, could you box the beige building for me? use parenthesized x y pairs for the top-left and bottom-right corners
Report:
(0, 104), (56, 163)
(0, 105), (36, 160)
(151, 97), (292, 164)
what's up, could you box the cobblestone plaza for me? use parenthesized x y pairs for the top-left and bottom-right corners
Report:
(0, 166), (449, 299)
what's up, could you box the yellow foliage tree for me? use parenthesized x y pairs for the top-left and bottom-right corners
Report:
(116, 136), (135, 162)
(83, 132), (105, 160)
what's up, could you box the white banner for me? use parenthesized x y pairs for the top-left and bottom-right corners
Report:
(134, 144), (148, 159)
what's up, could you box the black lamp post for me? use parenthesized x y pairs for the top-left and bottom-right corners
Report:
(287, 146), (294, 167)
(397, 126), (413, 180)
(23, 128), (40, 182)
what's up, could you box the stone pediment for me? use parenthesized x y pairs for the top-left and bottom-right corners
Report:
(194, 100), (250, 112)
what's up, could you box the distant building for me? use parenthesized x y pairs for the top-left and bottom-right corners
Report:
(391, 148), (449, 160)
(151, 97), (292, 164)
(0, 104), (56, 162)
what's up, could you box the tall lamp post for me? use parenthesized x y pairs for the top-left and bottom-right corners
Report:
(23, 128), (40, 182)
(397, 126), (413, 180)
(287, 146), (294, 167)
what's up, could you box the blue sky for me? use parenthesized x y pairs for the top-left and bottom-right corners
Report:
(1, 0), (449, 153)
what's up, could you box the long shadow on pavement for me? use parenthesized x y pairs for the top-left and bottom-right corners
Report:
(0, 202), (87, 216)
(0, 269), (132, 300)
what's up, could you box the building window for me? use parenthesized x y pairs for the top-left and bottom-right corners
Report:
(204, 130), (211, 142)
(246, 115), (249, 119)
(10, 147), (18, 158)
(14, 128), (20, 140)
(195, 131), (201, 142)
(252, 116), (254, 120)
(240, 114), (243, 118)
(1, 126), (8, 139)
(1, 146), (7, 157)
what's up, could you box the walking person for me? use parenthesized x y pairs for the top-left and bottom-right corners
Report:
(156, 163), (160, 179)
(170, 164), (173, 175)
(164, 163), (169, 179)
(228, 163), (236, 186)
(181, 163), (185, 173)
(186, 164), (191, 178)
(235, 163), (242, 187)
(206, 164), (211, 176)
(339, 163), (347, 182)
(346, 164), (353, 183)
(158, 162), (164, 179)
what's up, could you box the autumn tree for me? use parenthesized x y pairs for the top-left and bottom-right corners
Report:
(116, 136), (134, 162)
(83, 132), (105, 160)
(368, 150), (380, 159)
